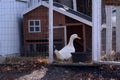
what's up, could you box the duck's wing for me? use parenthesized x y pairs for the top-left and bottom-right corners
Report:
(59, 46), (75, 59)
(54, 49), (65, 60)
(54, 49), (59, 54)
(59, 46), (75, 54)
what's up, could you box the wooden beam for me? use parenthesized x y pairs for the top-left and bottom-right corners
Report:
(73, 0), (77, 11)
(105, 6), (113, 60)
(116, 6), (120, 52)
(105, 0), (120, 6)
(82, 25), (87, 52)
(66, 23), (83, 26)
(92, 0), (101, 62)
(99, 61), (120, 65)
(49, 0), (53, 63)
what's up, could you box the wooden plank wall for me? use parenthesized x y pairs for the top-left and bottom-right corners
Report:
(105, 0), (120, 5)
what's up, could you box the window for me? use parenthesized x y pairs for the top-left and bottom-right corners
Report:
(28, 20), (41, 32)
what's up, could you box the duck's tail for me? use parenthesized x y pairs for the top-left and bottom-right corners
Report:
(54, 49), (64, 60)
(54, 49), (60, 57)
(54, 49), (59, 55)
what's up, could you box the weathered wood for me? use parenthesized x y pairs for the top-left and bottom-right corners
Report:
(51, 62), (96, 67)
(83, 25), (87, 52)
(99, 61), (120, 65)
(116, 6), (120, 52)
(105, 0), (120, 6)
(73, 0), (77, 11)
(92, 0), (101, 62)
(66, 23), (82, 26)
(49, 0), (53, 63)
(105, 6), (113, 60)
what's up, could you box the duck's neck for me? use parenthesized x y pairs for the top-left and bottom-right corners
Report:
(68, 37), (74, 46)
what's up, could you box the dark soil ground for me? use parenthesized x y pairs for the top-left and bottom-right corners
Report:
(0, 57), (120, 80)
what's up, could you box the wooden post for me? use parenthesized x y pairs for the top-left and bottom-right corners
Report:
(82, 25), (86, 52)
(105, 6), (113, 60)
(49, 0), (53, 63)
(92, 0), (101, 62)
(116, 6), (120, 52)
(73, 0), (77, 11)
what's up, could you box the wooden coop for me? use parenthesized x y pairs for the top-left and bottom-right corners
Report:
(23, 0), (92, 65)
(22, 0), (120, 65)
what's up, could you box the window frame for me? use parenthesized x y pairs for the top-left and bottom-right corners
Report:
(27, 43), (48, 53)
(28, 20), (41, 33)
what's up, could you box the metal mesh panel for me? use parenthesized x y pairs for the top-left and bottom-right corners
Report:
(101, 0), (120, 63)
(0, 0), (49, 60)
(0, 0), (94, 65)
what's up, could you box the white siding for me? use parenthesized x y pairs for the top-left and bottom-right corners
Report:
(116, 6), (120, 52)
(0, 0), (27, 55)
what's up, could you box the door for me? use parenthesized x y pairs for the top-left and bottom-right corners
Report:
(67, 25), (84, 52)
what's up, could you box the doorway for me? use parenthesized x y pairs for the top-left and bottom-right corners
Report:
(66, 25), (85, 52)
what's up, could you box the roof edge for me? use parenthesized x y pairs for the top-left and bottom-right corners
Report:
(22, 1), (92, 26)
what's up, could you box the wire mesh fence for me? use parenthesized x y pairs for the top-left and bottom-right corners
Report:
(0, 0), (93, 64)
(2, 0), (120, 65)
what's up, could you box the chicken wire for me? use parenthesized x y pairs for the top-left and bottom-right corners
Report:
(3, 0), (120, 65)
(101, 0), (120, 63)
(0, 0), (50, 60)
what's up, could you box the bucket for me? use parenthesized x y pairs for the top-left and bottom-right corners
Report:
(71, 52), (92, 63)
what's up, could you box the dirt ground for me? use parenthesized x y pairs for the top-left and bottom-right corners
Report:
(0, 57), (120, 80)
(0, 65), (120, 80)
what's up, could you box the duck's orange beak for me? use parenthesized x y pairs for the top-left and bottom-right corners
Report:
(76, 37), (81, 39)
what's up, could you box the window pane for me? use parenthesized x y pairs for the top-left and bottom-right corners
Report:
(35, 27), (40, 31)
(27, 44), (34, 52)
(36, 44), (48, 53)
(30, 21), (34, 26)
(35, 21), (39, 26)
(30, 27), (34, 31)
(36, 44), (41, 52)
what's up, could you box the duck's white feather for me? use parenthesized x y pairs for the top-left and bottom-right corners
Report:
(54, 34), (80, 60)
(54, 49), (65, 60)
(58, 45), (75, 59)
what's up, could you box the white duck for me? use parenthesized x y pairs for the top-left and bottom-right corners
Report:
(54, 34), (81, 61)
